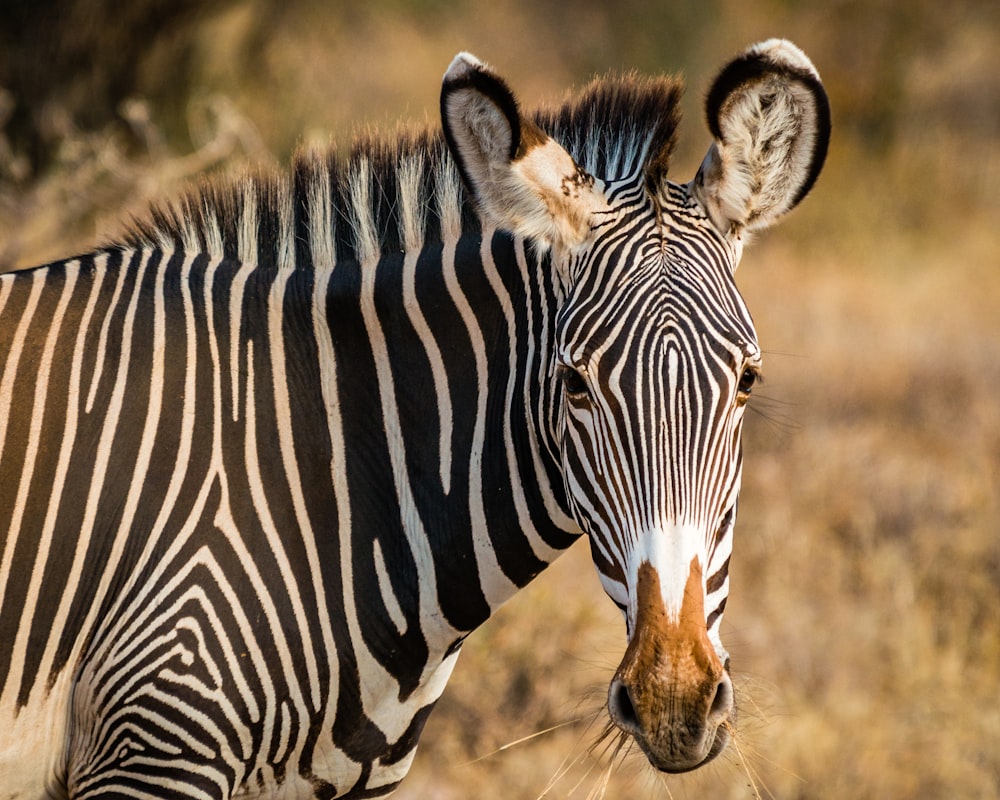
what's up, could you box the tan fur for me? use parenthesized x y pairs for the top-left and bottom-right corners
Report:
(612, 560), (728, 769)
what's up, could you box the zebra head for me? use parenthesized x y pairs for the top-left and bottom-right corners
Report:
(442, 41), (829, 773)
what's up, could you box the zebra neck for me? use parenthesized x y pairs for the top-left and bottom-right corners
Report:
(314, 227), (580, 643)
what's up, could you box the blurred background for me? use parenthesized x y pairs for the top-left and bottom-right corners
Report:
(1, 0), (998, 797)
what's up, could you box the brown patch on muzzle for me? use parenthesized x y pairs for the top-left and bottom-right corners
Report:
(608, 559), (733, 772)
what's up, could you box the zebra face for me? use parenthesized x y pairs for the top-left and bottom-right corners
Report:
(554, 189), (757, 771)
(443, 40), (829, 774)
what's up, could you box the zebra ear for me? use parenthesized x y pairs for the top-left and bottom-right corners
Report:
(441, 52), (607, 249)
(691, 39), (831, 236)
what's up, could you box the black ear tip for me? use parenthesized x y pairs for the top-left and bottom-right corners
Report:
(442, 52), (486, 90)
(705, 39), (828, 144)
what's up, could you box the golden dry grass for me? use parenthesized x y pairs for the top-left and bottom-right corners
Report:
(2, 2), (997, 797)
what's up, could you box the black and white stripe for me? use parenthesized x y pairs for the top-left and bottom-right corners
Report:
(1, 40), (829, 797)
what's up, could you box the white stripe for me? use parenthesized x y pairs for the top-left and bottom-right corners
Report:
(239, 340), (312, 748)
(1, 264), (78, 703)
(231, 181), (260, 421)
(228, 260), (254, 422)
(85, 251), (131, 413)
(401, 246), (453, 494)
(265, 265), (323, 711)
(442, 231), (518, 610)
(309, 263), (362, 790)
(0, 273), (13, 315)
(50, 248), (153, 701)
(357, 231), (461, 655)
(373, 539), (408, 637)
(0, 270), (45, 473)
(276, 700), (292, 768)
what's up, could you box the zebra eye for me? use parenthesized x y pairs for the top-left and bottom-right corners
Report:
(560, 366), (589, 398)
(737, 366), (759, 396)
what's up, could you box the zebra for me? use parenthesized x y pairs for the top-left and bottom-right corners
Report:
(0, 39), (829, 798)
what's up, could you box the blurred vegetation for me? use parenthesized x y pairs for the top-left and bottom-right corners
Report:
(2, 0), (998, 266)
(1, 1), (998, 797)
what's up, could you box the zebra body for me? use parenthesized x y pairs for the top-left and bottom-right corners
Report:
(0, 40), (829, 798)
(0, 231), (567, 797)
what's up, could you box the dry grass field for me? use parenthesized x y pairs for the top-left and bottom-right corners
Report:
(2, 1), (997, 798)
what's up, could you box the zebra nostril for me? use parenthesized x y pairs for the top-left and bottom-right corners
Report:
(608, 678), (641, 734)
(708, 673), (733, 721)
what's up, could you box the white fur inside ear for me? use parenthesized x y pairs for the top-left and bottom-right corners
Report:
(693, 39), (828, 236)
(442, 86), (514, 196)
(715, 75), (818, 230)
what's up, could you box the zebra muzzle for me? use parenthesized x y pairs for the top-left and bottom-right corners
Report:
(607, 561), (734, 773)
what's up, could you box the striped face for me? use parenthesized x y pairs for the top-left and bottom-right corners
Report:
(442, 40), (828, 775)
(556, 181), (757, 770)
(557, 179), (756, 643)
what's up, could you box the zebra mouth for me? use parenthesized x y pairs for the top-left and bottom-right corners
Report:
(644, 720), (732, 774)
(608, 676), (737, 774)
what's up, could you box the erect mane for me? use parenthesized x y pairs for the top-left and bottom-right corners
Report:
(541, 72), (683, 185)
(119, 71), (683, 268)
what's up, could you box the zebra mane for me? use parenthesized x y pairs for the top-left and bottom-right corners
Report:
(119, 72), (683, 267)
(540, 71), (683, 187)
